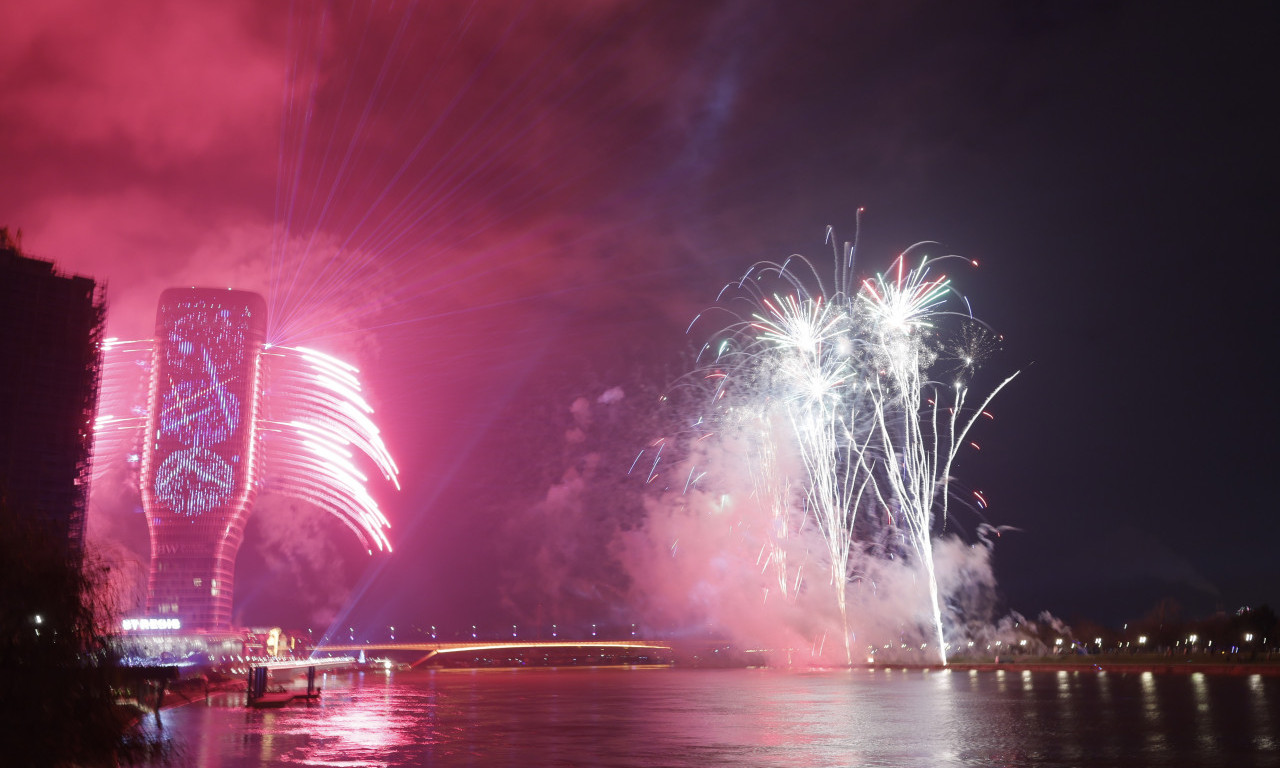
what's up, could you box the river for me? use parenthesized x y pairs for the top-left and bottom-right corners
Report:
(154, 665), (1279, 767)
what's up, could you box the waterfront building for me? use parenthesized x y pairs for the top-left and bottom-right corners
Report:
(0, 229), (104, 562)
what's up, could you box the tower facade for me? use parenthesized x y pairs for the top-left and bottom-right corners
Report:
(141, 288), (266, 631)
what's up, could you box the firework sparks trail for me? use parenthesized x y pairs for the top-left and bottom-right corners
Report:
(744, 412), (799, 602)
(260, 345), (399, 552)
(91, 338), (154, 484)
(678, 231), (881, 664)
(862, 251), (1019, 664)
(756, 290), (882, 664)
(665, 222), (1017, 666)
(93, 340), (399, 554)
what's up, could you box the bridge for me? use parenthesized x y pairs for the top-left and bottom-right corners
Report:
(312, 640), (675, 668)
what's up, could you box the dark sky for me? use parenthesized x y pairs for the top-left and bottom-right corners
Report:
(2, 1), (1275, 635)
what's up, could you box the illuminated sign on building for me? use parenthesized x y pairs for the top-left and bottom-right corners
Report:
(121, 617), (182, 631)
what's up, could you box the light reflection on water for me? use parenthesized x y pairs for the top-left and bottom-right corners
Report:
(155, 667), (1280, 767)
(1252, 674), (1278, 754)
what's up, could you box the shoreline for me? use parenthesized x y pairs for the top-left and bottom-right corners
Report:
(857, 659), (1280, 676)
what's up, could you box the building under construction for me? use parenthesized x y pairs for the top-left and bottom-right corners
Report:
(0, 228), (105, 562)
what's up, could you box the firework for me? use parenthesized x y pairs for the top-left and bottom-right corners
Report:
(92, 338), (153, 483)
(97, 338), (398, 548)
(863, 261), (1012, 662)
(677, 226), (1016, 665)
(259, 344), (398, 553)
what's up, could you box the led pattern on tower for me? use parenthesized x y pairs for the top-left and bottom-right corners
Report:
(152, 308), (251, 516)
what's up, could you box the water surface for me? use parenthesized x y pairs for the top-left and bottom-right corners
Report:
(158, 666), (1280, 767)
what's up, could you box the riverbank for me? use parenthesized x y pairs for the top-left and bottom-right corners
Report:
(877, 656), (1280, 676)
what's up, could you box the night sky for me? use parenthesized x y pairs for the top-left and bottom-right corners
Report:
(2, 2), (1275, 636)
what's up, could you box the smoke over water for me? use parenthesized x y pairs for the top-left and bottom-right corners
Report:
(501, 381), (1048, 666)
(502, 233), (1056, 666)
(235, 496), (362, 629)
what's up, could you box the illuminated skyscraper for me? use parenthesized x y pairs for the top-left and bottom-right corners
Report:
(140, 288), (267, 632)
(124, 287), (397, 634)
